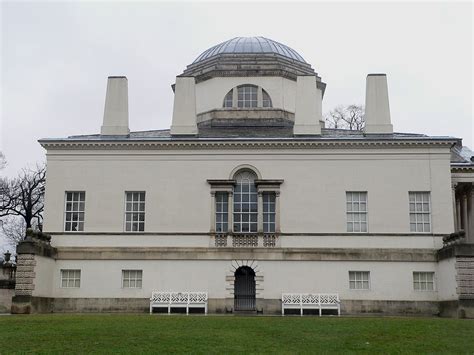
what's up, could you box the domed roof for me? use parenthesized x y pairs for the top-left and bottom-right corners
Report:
(193, 36), (307, 64)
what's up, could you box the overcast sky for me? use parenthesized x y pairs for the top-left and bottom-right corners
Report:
(1, 1), (473, 177)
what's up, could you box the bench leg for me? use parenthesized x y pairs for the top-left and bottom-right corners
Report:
(186, 305), (189, 315)
(319, 307), (322, 317)
(300, 307), (303, 316)
(205, 304), (208, 315)
(149, 304), (152, 314)
(282, 305), (284, 316)
(168, 305), (171, 315)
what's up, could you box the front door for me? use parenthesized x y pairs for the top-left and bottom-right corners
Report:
(234, 266), (256, 311)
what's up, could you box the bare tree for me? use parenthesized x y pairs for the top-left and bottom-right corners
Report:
(325, 105), (365, 130)
(1, 216), (26, 248)
(0, 164), (46, 230)
(0, 152), (6, 170)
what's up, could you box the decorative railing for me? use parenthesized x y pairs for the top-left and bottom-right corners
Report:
(233, 234), (258, 247)
(443, 231), (466, 246)
(212, 234), (278, 248)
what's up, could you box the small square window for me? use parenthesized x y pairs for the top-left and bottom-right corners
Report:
(413, 272), (435, 291)
(349, 271), (370, 290)
(60, 269), (81, 288)
(122, 270), (143, 288)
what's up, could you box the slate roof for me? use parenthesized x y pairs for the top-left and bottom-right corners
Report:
(52, 128), (453, 142)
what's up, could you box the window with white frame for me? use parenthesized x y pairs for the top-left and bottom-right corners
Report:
(64, 191), (85, 232)
(122, 270), (143, 288)
(215, 192), (228, 233)
(409, 192), (431, 233)
(263, 192), (276, 233)
(349, 271), (370, 290)
(223, 90), (233, 108)
(61, 269), (81, 288)
(223, 85), (273, 109)
(233, 170), (258, 233)
(413, 272), (435, 291)
(346, 192), (368, 232)
(125, 192), (145, 232)
(262, 90), (272, 108)
(238, 85), (258, 108)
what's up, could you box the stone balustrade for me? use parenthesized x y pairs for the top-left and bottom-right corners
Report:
(213, 234), (278, 248)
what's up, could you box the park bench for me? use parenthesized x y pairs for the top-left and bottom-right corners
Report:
(281, 293), (340, 316)
(150, 291), (208, 315)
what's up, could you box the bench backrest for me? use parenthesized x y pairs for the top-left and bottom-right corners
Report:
(151, 291), (208, 303)
(282, 293), (339, 304)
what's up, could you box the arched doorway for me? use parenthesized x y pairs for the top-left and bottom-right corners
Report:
(234, 266), (256, 311)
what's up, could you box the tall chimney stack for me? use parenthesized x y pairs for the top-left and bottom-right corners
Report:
(364, 74), (393, 134)
(101, 76), (130, 136)
(170, 76), (198, 136)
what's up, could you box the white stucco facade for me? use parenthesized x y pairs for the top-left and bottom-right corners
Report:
(12, 36), (474, 316)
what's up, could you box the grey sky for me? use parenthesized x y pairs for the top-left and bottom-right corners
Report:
(1, 1), (473, 177)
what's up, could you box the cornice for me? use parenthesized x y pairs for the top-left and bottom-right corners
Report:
(451, 165), (474, 172)
(39, 139), (456, 151)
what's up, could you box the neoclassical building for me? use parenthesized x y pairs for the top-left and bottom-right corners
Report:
(11, 37), (474, 316)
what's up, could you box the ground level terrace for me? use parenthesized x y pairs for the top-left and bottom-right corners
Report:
(12, 257), (470, 316)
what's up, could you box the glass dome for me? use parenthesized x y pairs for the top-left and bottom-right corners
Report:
(193, 36), (307, 64)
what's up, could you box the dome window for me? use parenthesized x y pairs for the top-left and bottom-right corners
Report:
(223, 90), (233, 108)
(262, 90), (272, 108)
(222, 85), (273, 109)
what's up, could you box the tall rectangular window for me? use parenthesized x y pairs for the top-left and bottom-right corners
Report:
(346, 192), (368, 232)
(60, 269), (81, 288)
(237, 86), (257, 108)
(413, 272), (435, 291)
(215, 192), (228, 233)
(233, 171), (258, 233)
(64, 191), (85, 232)
(122, 270), (143, 288)
(409, 192), (431, 233)
(263, 193), (276, 233)
(125, 192), (145, 232)
(349, 271), (370, 290)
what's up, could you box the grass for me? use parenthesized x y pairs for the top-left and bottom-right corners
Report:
(0, 314), (473, 354)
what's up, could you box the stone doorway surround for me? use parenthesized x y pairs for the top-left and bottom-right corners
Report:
(225, 260), (264, 312)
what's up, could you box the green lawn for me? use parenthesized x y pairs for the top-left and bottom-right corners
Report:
(0, 314), (473, 354)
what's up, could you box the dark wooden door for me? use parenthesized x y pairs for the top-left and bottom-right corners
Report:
(234, 266), (256, 311)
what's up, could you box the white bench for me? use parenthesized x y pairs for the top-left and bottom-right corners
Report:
(282, 293), (340, 316)
(150, 291), (208, 315)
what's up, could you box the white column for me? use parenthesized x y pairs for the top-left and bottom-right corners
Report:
(228, 192), (233, 234)
(452, 184), (458, 232)
(469, 187), (474, 243)
(275, 191), (281, 234)
(462, 193), (469, 238)
(210, 191), (216, 233)
(457, 195), (462, 232)
(258, 191), (263, 233)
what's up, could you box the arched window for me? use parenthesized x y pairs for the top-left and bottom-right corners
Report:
(222, 85), (272, 108)
(262, 89), (272, 108)
(233, 170), (258, 233)
(223, 90), (233, 108)
(237, 85), (258, 108)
